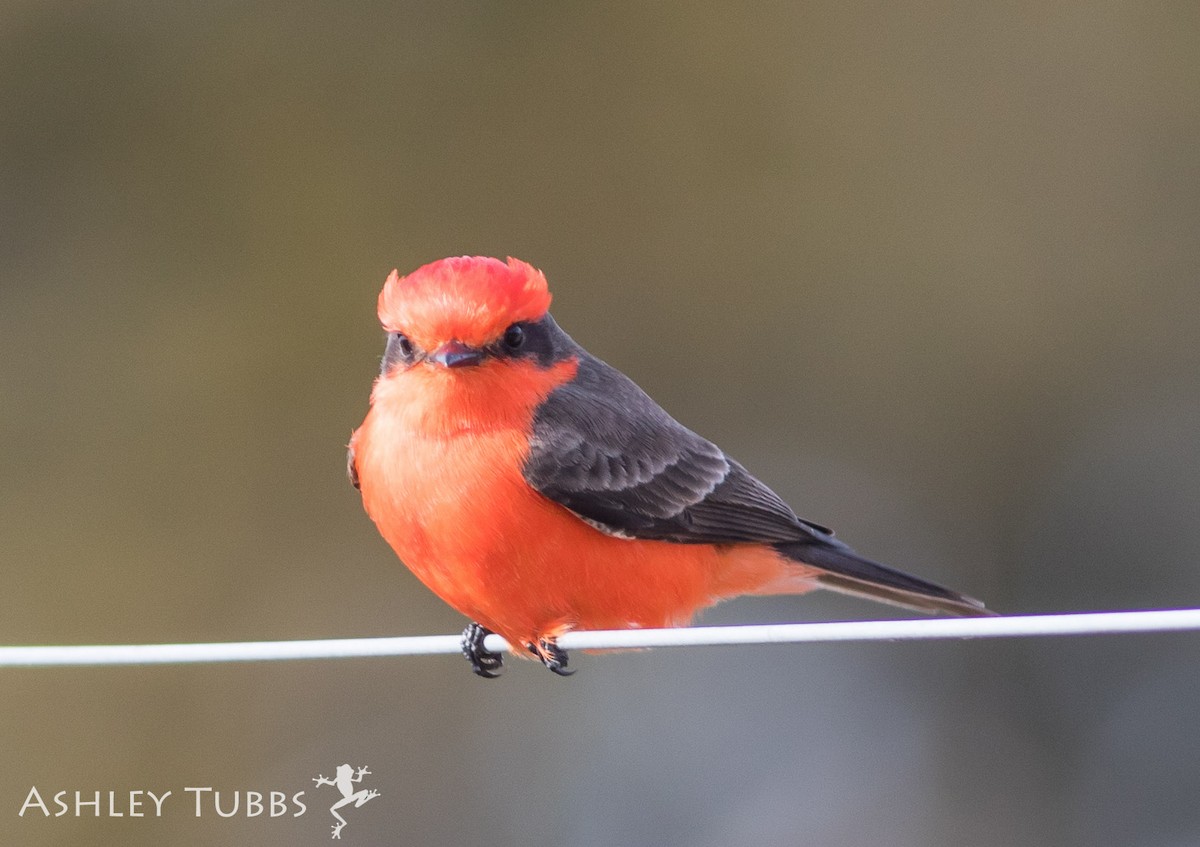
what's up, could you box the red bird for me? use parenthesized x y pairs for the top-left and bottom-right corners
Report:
(349, 256), (992, 677)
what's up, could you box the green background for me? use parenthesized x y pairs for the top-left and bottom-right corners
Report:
(3, 3), (1199, 845)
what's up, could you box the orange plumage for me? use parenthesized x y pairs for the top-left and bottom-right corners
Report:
(350, 256), (990, 676)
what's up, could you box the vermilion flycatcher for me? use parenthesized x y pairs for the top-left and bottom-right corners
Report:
(349, 256), (992, 677)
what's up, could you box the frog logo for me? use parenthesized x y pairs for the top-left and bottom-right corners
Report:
(311, 764), (379, 839)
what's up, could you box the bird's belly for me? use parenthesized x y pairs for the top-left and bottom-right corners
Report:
(359, 422), (789, 645)
(360, 426), (535, 613)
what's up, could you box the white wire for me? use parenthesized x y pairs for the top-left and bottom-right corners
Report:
(0, 609), (1197, 668)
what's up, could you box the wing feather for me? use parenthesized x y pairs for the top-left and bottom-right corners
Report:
(523, 354), (818, 545)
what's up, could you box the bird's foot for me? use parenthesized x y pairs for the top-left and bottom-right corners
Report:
(527, 638), (575, 676)
(461, 622), (504, 679)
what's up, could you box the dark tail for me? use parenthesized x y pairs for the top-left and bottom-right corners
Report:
(775, 538), (996, 617)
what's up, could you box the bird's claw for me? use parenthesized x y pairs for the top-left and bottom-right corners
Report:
(461, 622), (505, 678)
(528, 638), (575, 676)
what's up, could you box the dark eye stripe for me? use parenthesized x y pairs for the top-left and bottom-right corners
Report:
(377, 314), (572, 375)
(486, 316), (571, 367)
(381, 332), (417, 373)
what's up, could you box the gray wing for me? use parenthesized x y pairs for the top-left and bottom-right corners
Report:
(522, 354), (831, 545)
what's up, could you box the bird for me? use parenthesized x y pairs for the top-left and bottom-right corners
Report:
(348, 256), (994, 677)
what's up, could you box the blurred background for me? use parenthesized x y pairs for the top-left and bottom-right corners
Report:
(2, 2), (1199, 845)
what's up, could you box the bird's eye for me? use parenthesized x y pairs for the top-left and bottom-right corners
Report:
(381, 332), (417, 375)
(503, 324), (525, 350)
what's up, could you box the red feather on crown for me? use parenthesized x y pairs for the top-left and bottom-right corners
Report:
(378, 256), (552, 350)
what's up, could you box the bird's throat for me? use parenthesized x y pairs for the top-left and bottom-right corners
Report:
(371, 358), (578, 438)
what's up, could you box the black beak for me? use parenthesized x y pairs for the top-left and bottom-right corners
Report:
(430, 341), (484, 368)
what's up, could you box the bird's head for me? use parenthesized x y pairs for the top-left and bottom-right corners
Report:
(374, 256), (573, 379)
